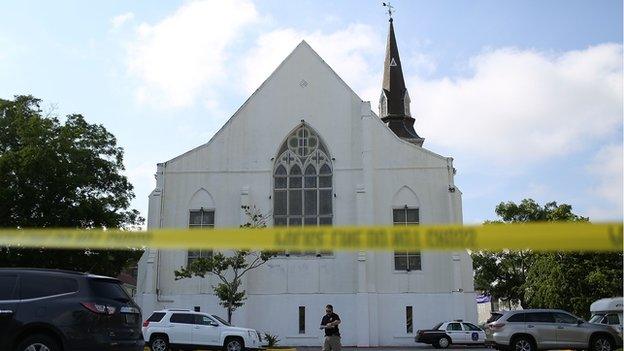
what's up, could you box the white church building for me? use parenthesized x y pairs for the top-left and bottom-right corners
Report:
(136, 18), (477, 347)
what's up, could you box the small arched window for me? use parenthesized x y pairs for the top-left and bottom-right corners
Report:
(403, 90), (411, 116)
(273, 124), (333, 228)
(379, 91), (388, 117)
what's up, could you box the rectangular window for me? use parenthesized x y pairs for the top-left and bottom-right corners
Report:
(147, 312), (166, 322)
(88, 279), (131, 300)
(406, 306), (413, 334)
(299, 306), (305, 334)
(526, 312), (555, 323)
(447, 322), (462, 331)
(188, 209), (215, 266)
(169, 313), (195, 324)
(605, 314), (620, 325)
(507, 313), (525, 323)
(196, 314), (217, 325)
(20, 276), (78, 299)
(393, 208), (421, 271)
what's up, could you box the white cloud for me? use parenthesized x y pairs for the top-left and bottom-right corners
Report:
(126, 161), (156, 191)
(409, 44), (623, 166)
(242, 24), (383, 98)
(121, 1), (621, 187)
(525, 182), (551, 199)
(126, 0), (259, 107)
(585, 143), (623, 219)
(111, 12), (135, 30)
(406, 52), (437, 76)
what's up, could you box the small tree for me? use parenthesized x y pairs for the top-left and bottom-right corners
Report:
(175, 205), (275, 322)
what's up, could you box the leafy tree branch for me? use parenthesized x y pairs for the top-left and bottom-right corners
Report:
(175, 205), (276, 322)
(0, 95), (144, 276)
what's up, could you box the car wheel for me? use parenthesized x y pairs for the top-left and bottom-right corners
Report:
(590, 335), (614, 351)
(224, 337), (245, 351)
(150, 335), (170, 351)
(15, 334), (60, 351)
(512, 336), (534, 351)
(436, 336), (451, 349)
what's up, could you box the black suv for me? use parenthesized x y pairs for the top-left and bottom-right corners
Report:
(0, 268), (144, 351)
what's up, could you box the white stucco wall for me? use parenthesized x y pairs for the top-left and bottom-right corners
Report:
(136, 41), (476, 347)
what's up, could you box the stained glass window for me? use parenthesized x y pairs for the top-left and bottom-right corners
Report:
(274, 124), (333, 256)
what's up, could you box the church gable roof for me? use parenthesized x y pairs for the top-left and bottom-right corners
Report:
(164, 40), (364, 166)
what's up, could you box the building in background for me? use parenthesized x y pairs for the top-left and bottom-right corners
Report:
(476, 293), (523, 325)
(117, 267), (138, 298)
(136, 17), (476, 347)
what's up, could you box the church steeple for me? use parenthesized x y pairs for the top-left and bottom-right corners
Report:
(379, 16), (424, 146)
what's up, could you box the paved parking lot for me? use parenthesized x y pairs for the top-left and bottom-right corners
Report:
(146, 346), (624, 351)
(143, 346), (492, 351)
(296, 346), (491, 351)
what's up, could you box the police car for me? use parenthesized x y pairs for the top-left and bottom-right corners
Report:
(415, 320), (486, 348)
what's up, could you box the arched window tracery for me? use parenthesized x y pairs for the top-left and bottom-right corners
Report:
(273, 124), (333, 228)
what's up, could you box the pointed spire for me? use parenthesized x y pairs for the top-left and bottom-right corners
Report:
(379, 17), (424, 146)
(382, 18), (407, 112)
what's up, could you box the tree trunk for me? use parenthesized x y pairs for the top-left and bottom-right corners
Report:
(227, 306), (232, 323)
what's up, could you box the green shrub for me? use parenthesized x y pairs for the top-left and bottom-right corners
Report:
(264, 333), (280, 347)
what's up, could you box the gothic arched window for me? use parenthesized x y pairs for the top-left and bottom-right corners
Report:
(403, 90), (411, 116)
(379, 91), (388, 117)
(274, 124), (333, 227)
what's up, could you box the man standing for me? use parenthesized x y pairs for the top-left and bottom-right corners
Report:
(320, 304), (341, 351)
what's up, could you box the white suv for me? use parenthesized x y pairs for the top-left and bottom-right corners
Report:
(142, 309), (262, 351)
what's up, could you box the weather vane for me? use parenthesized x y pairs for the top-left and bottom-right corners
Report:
(382, 1), (394, 20)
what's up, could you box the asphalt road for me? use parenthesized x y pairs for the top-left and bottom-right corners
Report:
(144, 346), (493, 351)
(411, 347), (490, 350)
(296, 346), (490, 351)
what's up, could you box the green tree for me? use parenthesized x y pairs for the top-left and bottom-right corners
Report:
(175, 205), (276, 323)
(0, 95), (143, 276)
(472, 199), (587, 307)
(524, 252), (622, 319)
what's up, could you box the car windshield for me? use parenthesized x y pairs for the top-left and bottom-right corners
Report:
(589, 314), (605, 323)
(212, 314), (231, 326)
(432, 323), (443, 330)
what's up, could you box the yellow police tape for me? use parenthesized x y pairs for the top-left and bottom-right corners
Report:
(0, 222), (622, 252)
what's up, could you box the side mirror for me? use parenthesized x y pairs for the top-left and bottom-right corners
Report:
(576, 320), (583, 326)
(210, 322), (219, 327)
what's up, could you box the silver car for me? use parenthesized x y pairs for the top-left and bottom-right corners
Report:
(485, 309), (623, 351)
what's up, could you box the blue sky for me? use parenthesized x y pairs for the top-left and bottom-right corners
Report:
(1, 0), (622, 224)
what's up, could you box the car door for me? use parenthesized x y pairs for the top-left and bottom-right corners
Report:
(525, 312), (558, 348)
(168, 313), (194, 345)
(0, 274), (19, 350)
(554, 312), (586, 348)
(192, 314), (221, 346)
(462, 323), (485, 344)
(445, 322), (465, 343)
